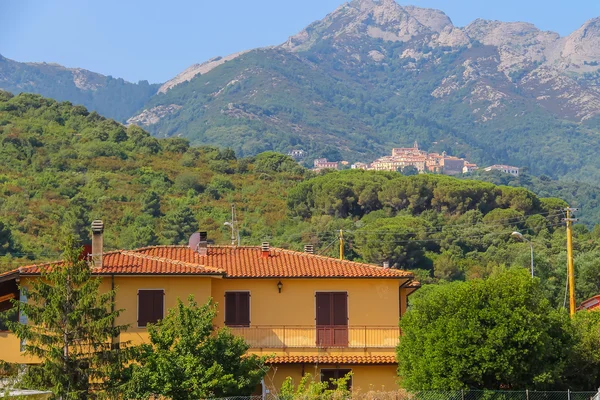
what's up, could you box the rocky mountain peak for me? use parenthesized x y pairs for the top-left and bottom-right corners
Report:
(561, 17), (600, 69)
(403, 5), (453, 33)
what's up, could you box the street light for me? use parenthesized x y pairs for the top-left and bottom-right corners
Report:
(511, 231), (534, 278)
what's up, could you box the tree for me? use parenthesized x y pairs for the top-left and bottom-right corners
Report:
(0, 219), (20, 254)
(124, 296), (267, 400)
(278, 372), (352, 400)
(397, 269), (572, 390)
(563, 310), (600, 390)
(401, 165), (419, 176)
(140, 191), (161, 217)
(4, 236), (129, 399)
(161, 206), (197, 244)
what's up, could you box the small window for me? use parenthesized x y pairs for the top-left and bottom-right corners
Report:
(138, 289), (164, 327)
(320, 369), (352, 390)
(224, 291), (250, 327)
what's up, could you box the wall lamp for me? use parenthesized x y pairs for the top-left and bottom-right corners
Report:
(277, 281), (283, 293)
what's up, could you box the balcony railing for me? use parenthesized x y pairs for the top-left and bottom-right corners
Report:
(228, 326), (400, 349)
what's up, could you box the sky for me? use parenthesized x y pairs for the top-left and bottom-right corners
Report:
(1, 0), (599, 84)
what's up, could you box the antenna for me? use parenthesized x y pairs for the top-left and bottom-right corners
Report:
(223, 204), (240, 246)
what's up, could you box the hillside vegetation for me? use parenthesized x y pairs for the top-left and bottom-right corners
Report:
(2, 91), (600, 307)
(0, 55), (159, 122)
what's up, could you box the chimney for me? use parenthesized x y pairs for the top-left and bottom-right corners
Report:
(198, 231), (208, 256)
(304, 244), (314, 254)
(261, 242), (270, 258)
(383, 261), (390, 269)
(91, 220), (104, 268)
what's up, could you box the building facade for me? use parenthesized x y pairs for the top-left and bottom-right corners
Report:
(484, 165), (520, 176)
(0, 229), (419, 394)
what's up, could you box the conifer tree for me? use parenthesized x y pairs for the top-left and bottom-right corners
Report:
(6, 236), (129, 399)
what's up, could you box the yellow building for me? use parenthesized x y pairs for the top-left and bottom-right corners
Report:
(0, 228), (419, 395)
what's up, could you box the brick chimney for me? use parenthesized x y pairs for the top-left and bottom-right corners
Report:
(304, 244), (314, 254)
(91, 220), (104, 268)
(261, 242), (270, 258)
(198, 231), (208, 256)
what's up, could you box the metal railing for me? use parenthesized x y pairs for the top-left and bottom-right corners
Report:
(207, 391), (599, 400)
(228, 325), (400, 349)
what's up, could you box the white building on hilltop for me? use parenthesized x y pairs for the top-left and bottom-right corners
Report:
(484, 164), (520, 176)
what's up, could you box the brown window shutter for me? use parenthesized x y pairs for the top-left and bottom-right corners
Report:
(138, 290), (164, 327)
(332, 293), (348, 326)
(316, 292), (331, 326)
(153, 290), (164, 323)
(224, 292), (236, 326)
(138, 290), (152, 327)
(238, 292), (250, 326)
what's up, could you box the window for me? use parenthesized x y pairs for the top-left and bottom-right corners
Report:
(315, 292), (348, 347)
(138, 289), (164, 327)
(320, 369), (352, 390)
(224, 291), (250, 327)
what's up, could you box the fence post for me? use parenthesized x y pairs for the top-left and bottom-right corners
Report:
(462, 389), (465, 400)
(526, 389), (529, 400)
(568, 389), (571, 400)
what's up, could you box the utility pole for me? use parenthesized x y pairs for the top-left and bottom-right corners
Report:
(339, 229), (344, 260)
(564, 207), (578, 317)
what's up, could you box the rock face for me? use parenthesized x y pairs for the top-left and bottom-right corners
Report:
(157, 51), (250, 94)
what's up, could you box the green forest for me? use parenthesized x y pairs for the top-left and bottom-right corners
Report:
(2, 91), (600, 309)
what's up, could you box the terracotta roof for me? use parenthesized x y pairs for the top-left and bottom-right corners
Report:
(13, 250), (224, 277)
(266, 355), (396, 365)
(134, 246), (413, 279)
(3, 246), (415, 280)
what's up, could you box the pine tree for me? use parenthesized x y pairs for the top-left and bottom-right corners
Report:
(6, 236), (130, 399)
(140, 191), (161, 217)
(161, 206), (197, 244)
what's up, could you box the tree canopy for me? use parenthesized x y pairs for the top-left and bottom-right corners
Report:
(123, 296), (267, 399)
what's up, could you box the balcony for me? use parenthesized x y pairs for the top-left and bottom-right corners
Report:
(228, 326), (400, 349)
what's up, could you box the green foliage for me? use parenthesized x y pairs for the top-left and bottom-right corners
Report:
(124, 296), (267, 399)
(0, 92), (307, 265)
(161, 206), (197, 244)
(2, 236), (129, 399)
(279, 373), (352, 400)
(397, 269), (573, 390)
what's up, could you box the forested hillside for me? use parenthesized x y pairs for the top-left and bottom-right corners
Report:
(2, 91), (600, 307)
(128, 1), (600, 183)
(0, 55), (159, 122)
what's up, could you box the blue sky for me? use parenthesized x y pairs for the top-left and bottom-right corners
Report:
(1, 0), (598, 84)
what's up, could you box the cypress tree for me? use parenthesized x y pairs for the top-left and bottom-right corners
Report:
(5, 236), (130, 399)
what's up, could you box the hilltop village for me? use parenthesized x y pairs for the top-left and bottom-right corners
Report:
(300, 143), (519, 176)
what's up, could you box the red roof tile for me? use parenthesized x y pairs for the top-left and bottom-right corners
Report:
(14, 250), (224, 277)
(266, 355), (396, 365)
(4, 246), (415, 280)
(134, 246), (413, 279)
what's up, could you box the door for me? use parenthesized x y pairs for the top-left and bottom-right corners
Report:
(316, 292), (348, 347)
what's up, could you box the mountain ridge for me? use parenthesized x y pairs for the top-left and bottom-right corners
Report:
(2, 1), (600, 182)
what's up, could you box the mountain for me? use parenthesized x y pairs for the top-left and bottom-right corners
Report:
(123, 0), (600, 181)
(3, 1), (600, 182)
(0, 54), (160, 122)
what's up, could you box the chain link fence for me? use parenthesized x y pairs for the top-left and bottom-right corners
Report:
(207, 391), (599, 400)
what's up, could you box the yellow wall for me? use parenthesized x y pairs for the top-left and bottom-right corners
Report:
(211, 278), (403, 327)
(0, 274), (411, 392)
(105, 276), (213, 345)
(264, 364), (399, 394)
